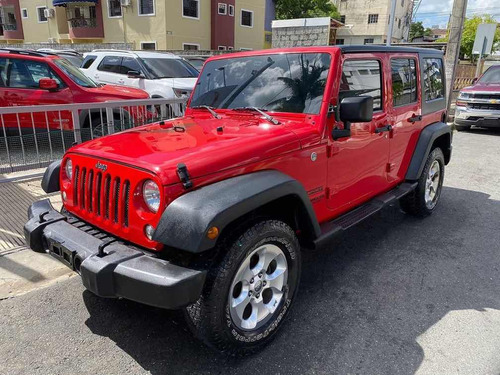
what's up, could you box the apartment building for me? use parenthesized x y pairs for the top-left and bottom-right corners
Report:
(332, 0), (412, 45)
(0, 0), (273, 50)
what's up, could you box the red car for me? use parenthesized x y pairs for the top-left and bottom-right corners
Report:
(26, 46), (452, 354)
(455, 65), (500, 130)
(0, 49), (149, 135)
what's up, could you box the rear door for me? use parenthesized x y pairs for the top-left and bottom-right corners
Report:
(94, 55), (123, 85)
(387, 54), (421, 182)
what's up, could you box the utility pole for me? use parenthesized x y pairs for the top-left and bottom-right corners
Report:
(387, 0), (397, 46)
(445, 0), (468, 121)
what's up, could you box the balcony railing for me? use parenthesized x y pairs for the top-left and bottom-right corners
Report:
(69, 17), (97, 28)
(1, 23), (17, 31)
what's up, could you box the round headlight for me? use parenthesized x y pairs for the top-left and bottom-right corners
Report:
(65, 159), (72, 180)
(143, 180), (160, 213)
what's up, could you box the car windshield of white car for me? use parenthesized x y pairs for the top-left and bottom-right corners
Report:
(140, 58), (199, 79)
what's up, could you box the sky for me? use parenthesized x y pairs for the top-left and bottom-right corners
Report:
(414, 0), (500, 28)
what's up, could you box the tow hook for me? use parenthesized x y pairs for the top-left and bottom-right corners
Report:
(97, 239), (117, 258)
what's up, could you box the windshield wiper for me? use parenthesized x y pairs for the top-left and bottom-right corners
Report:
(191, 105), (221, 119)
(232, 107), (280, 125)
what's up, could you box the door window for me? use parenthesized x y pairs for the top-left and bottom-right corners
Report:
(340, 59), (382, 110)
(120, 57), (142, 75)
(97, 56), (122, 74)
(1, 59), (63, 89)
(391, 58), (417, 106)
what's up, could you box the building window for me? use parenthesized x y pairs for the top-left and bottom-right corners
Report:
(341, 59), (382, 110)
(218, 46), (227, 50)
(398, 18), (401, 29)
(37, 7), (48, 23)
(336, 39), (344, 45)
(141, 41), (157, 50)
(228, 46), (234, 50)
(21, 8), (28, 19)
(340, 15), (345, 24)
(240, 48), (253, 51)
(364, 38), (374, 44)
(368, 14), (378, 24)
(401, 0), (404, 6)
(391, 59), (417, 106)
(241, 9), (253, 27)
(138, 0), (155, 16)
(183, 0), (199, 19)
(108, 0), (122, 18)
(228, 4), (234, 16)
(183, 43), (200, 50)
(218, 3), (227, 15)
(423, 58), (444, 101)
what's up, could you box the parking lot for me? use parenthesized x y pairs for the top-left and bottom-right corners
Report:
(1, 129), (500, 375)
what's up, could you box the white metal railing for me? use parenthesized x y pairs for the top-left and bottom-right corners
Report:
(0, 98), (187, 173)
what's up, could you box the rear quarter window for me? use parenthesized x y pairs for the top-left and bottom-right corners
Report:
(423, 58), (444, 101)
(81, 55), (97, 69)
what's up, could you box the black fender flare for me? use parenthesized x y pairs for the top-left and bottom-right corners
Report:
(41, 160), (61, 194)
(153, 170), (321, 253)
(405, 122), (452, 181)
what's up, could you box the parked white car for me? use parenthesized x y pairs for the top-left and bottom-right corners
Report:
(80, 50), (199, 100)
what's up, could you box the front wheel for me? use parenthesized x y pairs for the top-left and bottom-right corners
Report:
(400, 147), (445, 217)
(184, 220), (301, 355)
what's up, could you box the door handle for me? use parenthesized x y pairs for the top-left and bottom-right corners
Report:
(408, 115), (422, 123)
(375, 125), (393, 133)
(118, 79), (125, 84)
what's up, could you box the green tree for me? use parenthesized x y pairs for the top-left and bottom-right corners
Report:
(409, 21), (432, 41)
(275, 0), (340, 20)
(437, 15), (500, 61)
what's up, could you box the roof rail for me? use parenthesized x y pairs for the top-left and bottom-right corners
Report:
(91, 49), (138, 55)
(0, 48), (48, 57)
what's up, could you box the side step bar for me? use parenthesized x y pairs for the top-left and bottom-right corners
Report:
(313, 182), (417, 248)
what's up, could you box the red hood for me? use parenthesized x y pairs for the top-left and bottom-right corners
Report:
(461, 82), (500, 92)
(68, 113), (302, 184)
(84, 84), (149, 100)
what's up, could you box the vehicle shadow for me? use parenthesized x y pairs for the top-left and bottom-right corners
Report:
(83, 186), (500, 375)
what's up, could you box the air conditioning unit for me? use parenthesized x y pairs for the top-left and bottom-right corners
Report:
(120, 0), (131, 6)
(44, 8), (55, 18)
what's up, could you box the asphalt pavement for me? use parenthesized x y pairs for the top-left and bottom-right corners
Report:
(1, 129), (500, 375)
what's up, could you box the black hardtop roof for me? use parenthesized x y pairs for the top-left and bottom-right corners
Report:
(338, 45), (444, 55)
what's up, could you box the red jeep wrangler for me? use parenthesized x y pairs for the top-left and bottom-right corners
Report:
(25, 46), (452, 354)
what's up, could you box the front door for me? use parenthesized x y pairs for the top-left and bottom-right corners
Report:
(327, 55), (392, 215)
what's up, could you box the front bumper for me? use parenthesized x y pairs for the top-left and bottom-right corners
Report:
(24, 199), (206, 309)
(454, 106), (500, 128)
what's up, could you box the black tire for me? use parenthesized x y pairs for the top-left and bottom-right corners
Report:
(454, 124), (471, 131)
(400, 147), (445, 217)
(184, 220), (301, 355)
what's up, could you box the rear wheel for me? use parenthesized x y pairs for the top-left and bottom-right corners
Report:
(400, 147), (445, 217)
(184, 220), (301, 355)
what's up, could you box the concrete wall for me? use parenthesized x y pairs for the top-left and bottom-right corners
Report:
(272, 25), (330, 48)
(234, 0), (266, 50)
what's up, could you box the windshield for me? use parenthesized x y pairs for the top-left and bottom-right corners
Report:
(61, 55), (83, 68)
(140, 58), (199, 79)
(190, 53), (331, 114)
(54, 58), (98, 88)
(478, 67), (500, 84)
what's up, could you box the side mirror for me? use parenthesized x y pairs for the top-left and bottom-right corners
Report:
(39, 78), (59, 91)
(127, 70), (144, 79)
(332, 96), (374, 140)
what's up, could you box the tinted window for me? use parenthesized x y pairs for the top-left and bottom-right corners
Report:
(60, 55), (83, 68)
(340, 59), (382, 110)
(120, 57), (142, 75)
(0, 58), (7, 87)
(140, 58), (198, 78)
(1, 59), (63, 89)
(391, 58), (417, 106)
(98, 56), (122, 73)
(477, 67), (500, 84)
(423, 58), (444, 101)
(81, 55), (97, 69)
(190, 53), (331, 114)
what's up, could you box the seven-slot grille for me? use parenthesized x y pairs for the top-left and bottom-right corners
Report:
(471, 93), (500, 100)
(468, 103), (500, 111)
(73, 164), (131, 227)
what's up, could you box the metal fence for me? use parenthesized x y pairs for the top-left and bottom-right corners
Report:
(0, 98), (187, 174)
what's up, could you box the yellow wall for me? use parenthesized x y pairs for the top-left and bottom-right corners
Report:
(234, 0), (265, 51)
(18, 0), (59, 43)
